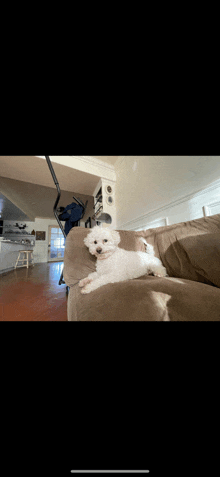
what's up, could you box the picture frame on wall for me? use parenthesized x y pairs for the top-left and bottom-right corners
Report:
(36, 231), (46, 241)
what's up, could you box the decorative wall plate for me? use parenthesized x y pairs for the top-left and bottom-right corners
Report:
(106, 196), (114, 206)
(105, 185), (113, 195)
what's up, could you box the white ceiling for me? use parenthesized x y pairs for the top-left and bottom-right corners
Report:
(0, 191), (31, 221)
(0, 155), (105, 221)
(0, 178), (94, 221)
(0, 156), (101, 195)
(0, 155), (120, 221)
(91, 156), (119, 165)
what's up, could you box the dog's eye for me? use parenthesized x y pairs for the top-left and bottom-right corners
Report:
(103, 239), (108, 243)
(94, 241), (97, 244)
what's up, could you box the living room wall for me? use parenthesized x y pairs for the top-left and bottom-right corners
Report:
(3, 218), (65, 263)
(115, 156), (220, 230)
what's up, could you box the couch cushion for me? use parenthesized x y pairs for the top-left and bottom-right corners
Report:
(67, 275), (220, 321)
(139, 214), (220, 287)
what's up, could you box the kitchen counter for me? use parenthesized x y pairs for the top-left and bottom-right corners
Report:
(0, 241), (35, 273)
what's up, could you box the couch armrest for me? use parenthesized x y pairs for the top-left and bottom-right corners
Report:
(63, 228), (96, 287)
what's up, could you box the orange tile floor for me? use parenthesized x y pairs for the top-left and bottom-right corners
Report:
(0, 262), (68, 321)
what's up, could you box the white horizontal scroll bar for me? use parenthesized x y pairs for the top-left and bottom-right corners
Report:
(71, 470), (150, 474)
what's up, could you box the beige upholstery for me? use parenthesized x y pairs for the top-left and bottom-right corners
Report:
(63, 214), (220, 321)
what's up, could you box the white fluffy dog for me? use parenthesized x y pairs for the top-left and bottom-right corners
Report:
(79, 226), (167, 294)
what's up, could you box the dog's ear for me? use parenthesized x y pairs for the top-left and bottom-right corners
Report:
(84, 234), (90, 248)
(111, 230), (121, 245)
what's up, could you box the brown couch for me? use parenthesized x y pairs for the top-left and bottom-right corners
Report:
(63, 214), (220, 321)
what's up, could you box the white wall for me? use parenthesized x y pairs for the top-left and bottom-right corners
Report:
(115, 157), (220, 230)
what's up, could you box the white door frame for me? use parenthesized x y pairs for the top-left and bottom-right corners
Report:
(48, 225), (65, 262)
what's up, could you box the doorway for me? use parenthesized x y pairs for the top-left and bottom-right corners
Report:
(48, 226), (65, 262)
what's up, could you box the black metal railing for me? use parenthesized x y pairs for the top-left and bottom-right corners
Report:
(45, 156), (66, 285)
(45, 156), (88, 288)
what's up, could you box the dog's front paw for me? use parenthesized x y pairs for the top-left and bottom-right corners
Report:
(81, 284), (93, 294)
(79, 277), (91, 288)
(154, 267), (167, 278)
(79, 279), (85, 288)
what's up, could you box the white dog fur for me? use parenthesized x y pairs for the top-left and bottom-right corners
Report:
(79, 226), (167, 294)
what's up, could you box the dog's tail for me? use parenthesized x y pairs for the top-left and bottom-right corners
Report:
(139, 237), (155, 256)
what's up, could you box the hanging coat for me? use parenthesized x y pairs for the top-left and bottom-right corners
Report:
(58, 202), (84, 236)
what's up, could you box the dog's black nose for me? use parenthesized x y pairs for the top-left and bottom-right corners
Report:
(97, 248), (102, 254)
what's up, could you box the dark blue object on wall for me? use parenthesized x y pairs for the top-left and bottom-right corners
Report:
(58, 202), (84, 236)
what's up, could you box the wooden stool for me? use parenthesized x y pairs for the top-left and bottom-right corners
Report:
(15, 250), (34, 269)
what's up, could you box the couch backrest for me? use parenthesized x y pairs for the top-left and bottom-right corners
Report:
(63, 214), (220, 287)
(139, 213), (220, 287)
